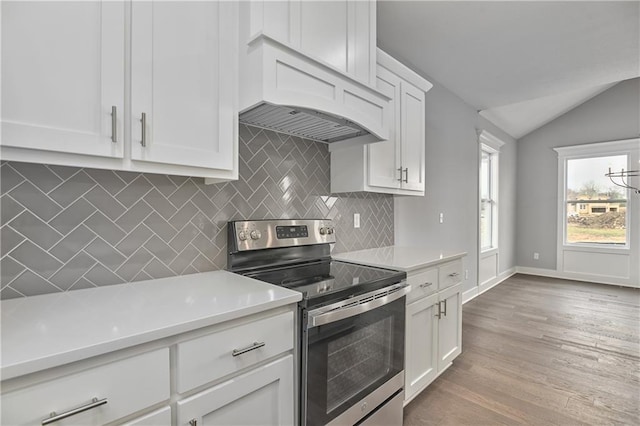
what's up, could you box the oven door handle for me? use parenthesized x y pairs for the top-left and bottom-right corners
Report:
(307, 283), (410, 328)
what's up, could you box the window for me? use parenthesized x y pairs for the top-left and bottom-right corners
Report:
(480, 150), (497, 250)
(565, 154), (628, 245)
(479, 130), (502, 252)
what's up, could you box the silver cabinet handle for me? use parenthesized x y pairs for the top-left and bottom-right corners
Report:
(232, 341), (265, 357)
(42, 397), (107, 425)
(403, 168), (409, 183)
(435, 301), (442, 319)
(189, 420), (198, 426)
(397, 167), (403, 182)
(419, 282), (433, 288)
(111, 106), (117, 143)
(140, 112), (147, 147)
(449, 272), (460, 277)
(443, 299), (447, 317)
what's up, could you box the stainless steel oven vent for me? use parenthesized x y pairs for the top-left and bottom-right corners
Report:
(239, 103), (370, 143)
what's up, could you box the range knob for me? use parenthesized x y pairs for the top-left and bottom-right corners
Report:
(327, 227), (334, 235)
(238, 231), (247, 241)
(250, 230), (262, 240)
(319, 227), (327, 235)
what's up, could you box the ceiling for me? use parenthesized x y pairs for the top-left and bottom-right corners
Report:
(377, 1), (640, 139)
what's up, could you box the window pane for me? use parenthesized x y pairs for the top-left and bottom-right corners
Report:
(480, 152), (490, 200)
(566, 155), (627, 245)
(481, 200), (492, 249)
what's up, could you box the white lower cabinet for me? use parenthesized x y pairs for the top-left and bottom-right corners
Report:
(177, 355), (294, 426)
(0, 307), (296, 426)
(437, 284), (463, 371)
(1, 349), (170, 426)
(404, 259), (463, 405)
(405, 293), (439, 399)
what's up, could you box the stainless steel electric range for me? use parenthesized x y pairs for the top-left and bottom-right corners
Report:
(227, 219), (408, 426)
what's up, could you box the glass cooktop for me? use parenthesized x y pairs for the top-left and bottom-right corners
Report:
(243, 260), (406, 307)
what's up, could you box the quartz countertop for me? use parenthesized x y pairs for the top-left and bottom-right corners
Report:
(0, 271), (301, 381)
(333, 246), (466, 272)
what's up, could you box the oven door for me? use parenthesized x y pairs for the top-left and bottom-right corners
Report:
(302, 283), (408, 426)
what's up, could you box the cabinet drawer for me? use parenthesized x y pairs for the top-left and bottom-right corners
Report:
(438, 260), (463, 290)
(406, 268), (438, 303)
(176, 311), (294, 393)
(1, 348), (169, 426)
(123, 406), (171, 426)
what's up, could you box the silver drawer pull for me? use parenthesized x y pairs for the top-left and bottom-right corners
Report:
(419, 282), (433, 288)
(111, 106), (117, 143)
(232, 341), (265, 357)
(42, 397), (107, 425)
(448, 272), (460, 277)
(140, 112), (147, 147)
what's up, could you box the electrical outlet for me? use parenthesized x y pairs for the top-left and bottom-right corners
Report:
(533, 252), (540, 260)
(354, 213), (360, 228)
(439, 213), (444, 224)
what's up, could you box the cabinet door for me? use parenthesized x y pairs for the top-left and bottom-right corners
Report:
(367, 66), (401, 189)
(400, 81), (426, 192)
(405, 293), (438, 402)
(437, 284), (462, 371)
(131, 1), (236, 170)
(1, 1), (124, 158)
(177, 355), (294, 426)
(255, 0), (375, 85)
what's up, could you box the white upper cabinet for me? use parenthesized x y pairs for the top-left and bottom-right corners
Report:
(1, 1), (125, 159)
(330, 49), (432, 196)
(131, 1), (236, 172)
(246, 0), (376, 86)
(1, 1), (238, 182)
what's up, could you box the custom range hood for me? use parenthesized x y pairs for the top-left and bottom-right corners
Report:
(239, 34), (390, 147)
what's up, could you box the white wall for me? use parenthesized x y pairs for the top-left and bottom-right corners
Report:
(516, 78), (640, 270)
(394, 79), (518, 296)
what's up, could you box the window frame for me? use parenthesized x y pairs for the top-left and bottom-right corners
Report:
(478, 131), (503, 254)
(555, 140), (636, 254)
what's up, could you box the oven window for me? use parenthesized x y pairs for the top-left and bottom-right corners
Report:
(327, 317), (392, 412)
(304, 296), (405, 426)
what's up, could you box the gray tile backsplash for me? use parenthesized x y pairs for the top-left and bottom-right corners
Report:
(0, 125), (393, 299)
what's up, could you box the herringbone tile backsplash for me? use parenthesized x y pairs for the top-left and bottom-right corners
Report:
(0, 125), (393, 299)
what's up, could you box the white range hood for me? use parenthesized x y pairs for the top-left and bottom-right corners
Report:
(239, 33), (390, 147)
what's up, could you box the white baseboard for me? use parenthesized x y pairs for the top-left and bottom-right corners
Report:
(462, 267), (517, 304)
(515, 266), (639, 288)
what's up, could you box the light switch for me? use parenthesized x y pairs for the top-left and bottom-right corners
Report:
(354, 213), (360, 228)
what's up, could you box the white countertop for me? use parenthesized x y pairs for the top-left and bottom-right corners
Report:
(0, 271), (301, 381)
(333, 246), (466, 272)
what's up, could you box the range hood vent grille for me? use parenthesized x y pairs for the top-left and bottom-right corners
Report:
(239, 103), (370, 143)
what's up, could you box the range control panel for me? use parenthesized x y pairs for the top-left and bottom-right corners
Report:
(230, 219), (336, 251)
(276, 225), (309, 239)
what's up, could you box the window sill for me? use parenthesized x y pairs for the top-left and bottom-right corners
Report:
(481, 248), (498, 257)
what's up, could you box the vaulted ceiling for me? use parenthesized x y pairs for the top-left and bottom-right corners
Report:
(377, 1), (640, 139)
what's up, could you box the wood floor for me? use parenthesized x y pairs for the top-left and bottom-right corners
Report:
(403, 274), (640, 426)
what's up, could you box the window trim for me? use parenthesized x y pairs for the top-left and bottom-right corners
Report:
(555, 141), (635, 253)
